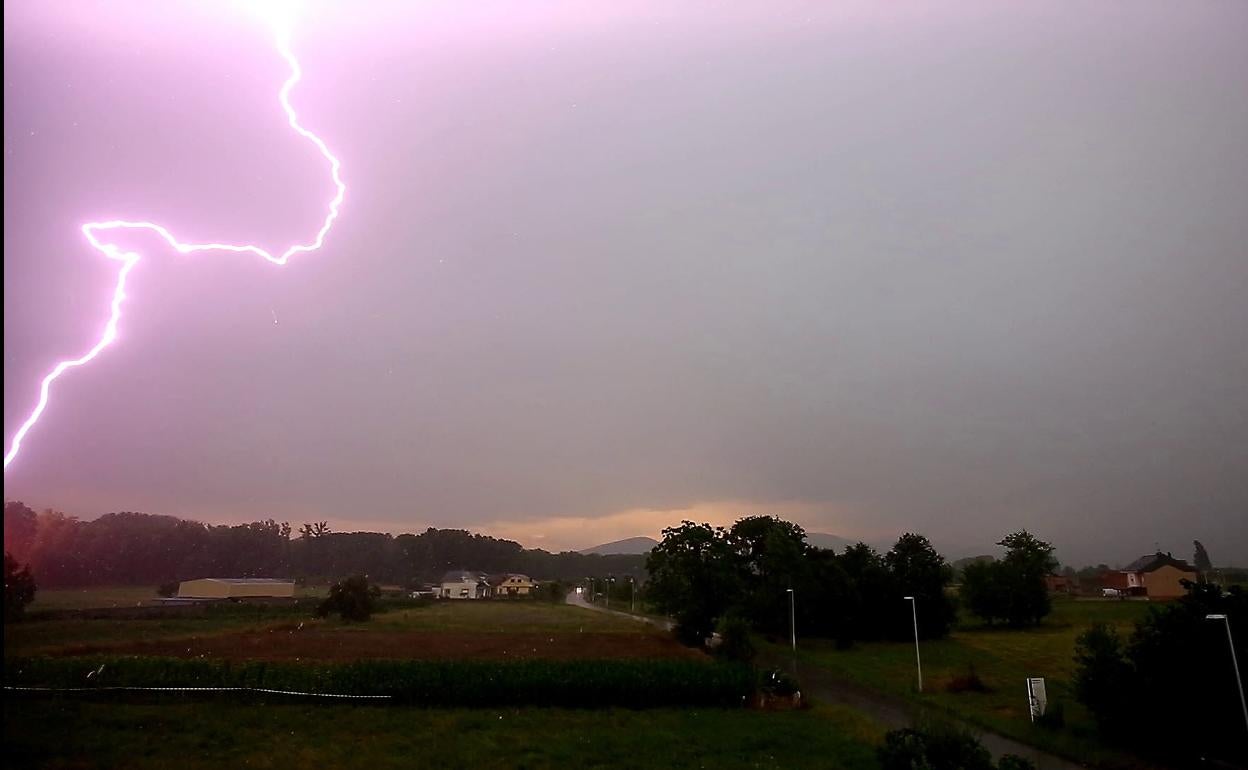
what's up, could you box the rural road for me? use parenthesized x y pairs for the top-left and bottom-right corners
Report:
(565, 590), (674, 631)
(565, 592), (1084, 770)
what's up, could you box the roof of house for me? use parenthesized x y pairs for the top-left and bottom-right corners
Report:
(1121, 552), (1197, 574)
(486, 573), (532, 586)
(441, 570), (486, 583)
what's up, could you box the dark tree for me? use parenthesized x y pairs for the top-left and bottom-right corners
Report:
(1192, 540), (1213, 572)
(1074, 583), (1248, 765)
(645, 521), (743, 645)
(4, 552), (37, 621)
(886, 533), (957, 639)
(729, 515), (811, 635)
(3, 502), (38, 562)
(316, 575), (380, 622)
(1072, 624), (1134, 736)
(961, 530), (1055, 627)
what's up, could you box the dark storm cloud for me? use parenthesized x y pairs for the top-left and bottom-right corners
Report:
(4, 1), (1246, 565)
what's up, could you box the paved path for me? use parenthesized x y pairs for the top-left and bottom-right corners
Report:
(565, 590), (674, 630)
(757, 649), (1086, 770)
(565, 593), (1084, 770)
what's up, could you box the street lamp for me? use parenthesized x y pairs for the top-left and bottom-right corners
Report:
(607, 577), (615, 611)
(586, 577), (594, 604)
(1206, 614), (1248, 733)
(786, 588), (796, 652)
(629, 576), (636, 612)
(904, 596), (922, 692)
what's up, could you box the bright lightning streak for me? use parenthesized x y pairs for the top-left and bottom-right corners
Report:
(3, 25), (345, 470)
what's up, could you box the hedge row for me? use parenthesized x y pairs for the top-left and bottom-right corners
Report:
(5, 656), (754, 708)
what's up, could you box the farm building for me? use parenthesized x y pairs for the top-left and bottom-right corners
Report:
(177, 578), (296, 600)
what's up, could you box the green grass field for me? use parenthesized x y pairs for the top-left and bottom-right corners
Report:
(792, 597), (1155, 768)
(5, 698), (883, 770)
(28, 586), (159, 610)
(28, 585), (328, 611)
(5, 596), (658, 658)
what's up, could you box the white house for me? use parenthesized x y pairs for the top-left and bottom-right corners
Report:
(440, 570), (488, 599)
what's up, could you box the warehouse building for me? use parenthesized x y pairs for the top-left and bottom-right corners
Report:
(176, 578), (296, 600)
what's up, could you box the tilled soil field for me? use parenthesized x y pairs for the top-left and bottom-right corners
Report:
(54, 625), (706, 662)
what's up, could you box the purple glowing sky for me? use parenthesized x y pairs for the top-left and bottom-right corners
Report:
(4, 1), (1247, 565)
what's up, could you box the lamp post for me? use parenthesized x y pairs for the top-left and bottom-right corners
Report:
(786, 588), (796, 652)
(586, 577), (594, 604)
(629, 576), (636, 612)
(904, 596), (922, 692)
(1206, 614), (1248, 733)
(607, 577), (614, 611)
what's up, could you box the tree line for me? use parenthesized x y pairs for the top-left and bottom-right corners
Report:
(645, 515), (960, 646)
(645, 515), (1063, 646)
(2, 501), (645, 588)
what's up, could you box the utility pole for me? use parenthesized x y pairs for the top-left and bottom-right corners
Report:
(904, 596), (923, 692)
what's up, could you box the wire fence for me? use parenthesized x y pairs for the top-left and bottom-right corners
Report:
(4, 685), (390, 700)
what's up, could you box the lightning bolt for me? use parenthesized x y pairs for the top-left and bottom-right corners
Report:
(3, 23), (345, 470)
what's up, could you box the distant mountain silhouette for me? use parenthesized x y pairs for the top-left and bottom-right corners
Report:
(580, 536), (659, 555)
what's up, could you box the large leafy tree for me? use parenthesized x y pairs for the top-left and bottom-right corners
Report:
(729, 516), (811, 635)
(886, 533), (957, 639)
(836, 542), (896, 641)
(3, 502), (38, 562)
(962, 530), (1056, 627)
(3, 552), (37, 621)
(645, 521), (744, 644)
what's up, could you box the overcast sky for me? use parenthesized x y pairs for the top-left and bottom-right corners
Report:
(4, 1), (1246, 566)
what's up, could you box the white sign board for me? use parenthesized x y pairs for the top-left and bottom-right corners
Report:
(1026, 677), (1047, 721)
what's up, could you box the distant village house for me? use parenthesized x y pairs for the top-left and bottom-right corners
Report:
(440, 571), (489, 599)
(488, 574), (535, 597)
(1101, 552), (1198, 600)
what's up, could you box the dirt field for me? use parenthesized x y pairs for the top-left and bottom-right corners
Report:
(54, 624), (705, 662)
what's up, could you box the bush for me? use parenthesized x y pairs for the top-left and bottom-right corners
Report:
(156, 582), (179, 598)
(316, 575), (380, 622)
(878, 726), (993, 770)
(879, 725), (1033, 770)
(714, 614), (756, 663)
(4, 656), (754, 708)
